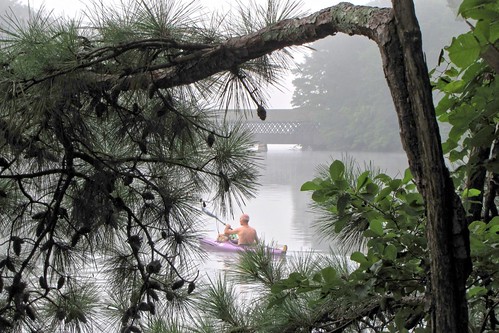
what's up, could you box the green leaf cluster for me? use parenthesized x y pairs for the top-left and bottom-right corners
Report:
(467, 217), (499, 321)
(430, 13), (498, 330)
(429, 4), (499, 328)
(265, 160), (429, 331)
(432, 0), (499, 178)
(261, 157), (498, 332)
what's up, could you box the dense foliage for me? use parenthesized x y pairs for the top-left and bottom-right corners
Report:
(0, 0), (285, 331)
(431, 0), (499, 207)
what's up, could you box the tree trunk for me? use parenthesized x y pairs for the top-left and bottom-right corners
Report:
(376, 1), (471, 331)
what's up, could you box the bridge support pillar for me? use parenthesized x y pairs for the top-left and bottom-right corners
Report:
(256, 143), (268, 152)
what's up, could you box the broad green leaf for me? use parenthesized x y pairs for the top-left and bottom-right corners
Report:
(335, 179), (349, 191)
(375, 187), (393, 202)
(449, 149), (468, 163)
(442, 79), (465, 93)
(394, 309), (412, 332)
(321, 267), (337, 284)
(288, 272), (307, 284)
(406, 184), (417, 191)
(475, 20), (491, 44)
(402, 168), (413, 184)
(312, 272), (322, 283)
(270, 283), (288, 294)
(487, 225), (499, 238)
(385, 232), (398, 239)
(405, 192), (423, 205)
(448, 117), (470, 139)
(389, 179), (402, 190)
(435, 94), (454, 116)
(462, 61), (488, 82)
(311, 190), (328, 203)
(459, 0), (498, 19)
(301, 180), (322, 191)
(469, 220), (487, 234)
(384, 244), (397, 261)
(297, 285), (316, 293)
(437, 110), (450, 122)
(444, 66), (460, 77)
(491, 20), (499, 42)
(350, 251), (367, 264)
(374, 173), (391, 183)
(436, 77), (452, 91)
(400, 204), (424, 217)
(468, 125), (495, 147)
(363, 229), (380, 238)
(470, 235), (487, 254)
(489, 216), (499, 226)
(356, 171), (370, 191)
(365, 183), (379, 195)
(465, 6), (499, 21)
(370, 220), (384, 236)
(371, 241), (385, 255)
(462, 188), (481, 198)
(360, 192), (375, 202)
(329, 160), (345, 182)
(442, 138), (458, 155)
(467, 286), (487, 299)
(447, 33), (481, 68)
(267, 293), (288, 308)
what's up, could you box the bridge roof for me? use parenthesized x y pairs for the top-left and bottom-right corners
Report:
(215, 108), (312, 123)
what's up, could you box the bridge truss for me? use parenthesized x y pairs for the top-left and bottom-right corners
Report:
(241, 121), (322, 146)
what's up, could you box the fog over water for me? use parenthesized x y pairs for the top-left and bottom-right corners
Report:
(200, 144), (408, 253)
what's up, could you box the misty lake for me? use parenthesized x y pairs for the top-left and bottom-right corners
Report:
(198, 144), (409, 275)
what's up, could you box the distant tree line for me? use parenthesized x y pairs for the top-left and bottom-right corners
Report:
(291, 0), (468, 152)
(0, 0), (29, 21)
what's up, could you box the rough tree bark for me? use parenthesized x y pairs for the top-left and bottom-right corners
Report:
(378, 2), (471, 332)
(18, 1), (472, 331)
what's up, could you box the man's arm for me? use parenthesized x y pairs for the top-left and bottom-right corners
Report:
(224, 224), (238, 235)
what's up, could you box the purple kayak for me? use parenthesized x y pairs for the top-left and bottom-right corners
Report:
(199, 238), (287, 255)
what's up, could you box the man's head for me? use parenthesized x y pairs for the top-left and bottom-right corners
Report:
(240, 214), (250, 225)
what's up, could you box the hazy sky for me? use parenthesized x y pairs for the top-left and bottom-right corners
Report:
(20, 0), (371, 15)
(19, 0), (370, 108)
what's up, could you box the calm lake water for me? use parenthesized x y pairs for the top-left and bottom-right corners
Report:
(199, 145), (409, 274)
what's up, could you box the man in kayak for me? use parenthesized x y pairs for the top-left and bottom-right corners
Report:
(223, 213), (259, 246)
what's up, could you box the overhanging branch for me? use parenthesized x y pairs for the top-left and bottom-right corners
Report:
(60, 3), (392, 97)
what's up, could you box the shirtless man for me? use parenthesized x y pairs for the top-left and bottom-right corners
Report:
(224, 213), (258, 245)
